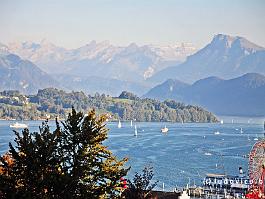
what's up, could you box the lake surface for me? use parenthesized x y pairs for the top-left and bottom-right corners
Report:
(0, 117), (264, 191)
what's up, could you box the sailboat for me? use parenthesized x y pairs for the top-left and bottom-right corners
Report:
(130, 120), (133, 127)
(247, 135), (251, 141)
(240, 128), (243, 133)
(220, 120), (224, 124)
(254, 134), (259, 141)
(118, 120), (122, 128)
(161, 126), (169, 133)
(134, 125), (138, 136)
(10, 122), (28, 129)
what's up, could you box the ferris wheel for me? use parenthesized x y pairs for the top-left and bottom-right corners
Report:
(248, 139), (265, 194)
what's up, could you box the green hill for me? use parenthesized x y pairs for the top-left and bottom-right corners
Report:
(0, 89), (218, 123)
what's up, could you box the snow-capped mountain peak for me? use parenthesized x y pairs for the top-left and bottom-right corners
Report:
(5, 39), (197, 81)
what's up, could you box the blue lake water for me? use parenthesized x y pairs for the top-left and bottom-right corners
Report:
(0, 117), (264, 191)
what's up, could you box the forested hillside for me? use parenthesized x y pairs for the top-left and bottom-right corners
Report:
(0, 89), (218, 122)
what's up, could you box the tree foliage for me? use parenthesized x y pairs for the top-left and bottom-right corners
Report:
(0, 108), (129, 199)
(123, 166), (158, 199)
(0, 88), (218, 122)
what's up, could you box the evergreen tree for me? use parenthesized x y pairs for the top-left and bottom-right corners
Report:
(123, 166), (158, 199)
(0, 108), (129, 199)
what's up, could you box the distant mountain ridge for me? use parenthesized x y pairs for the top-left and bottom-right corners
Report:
(2, 34), (265, 98)
(149, 34), (265, 84)
(0, 46), (152, 96)
(0, 52), (59, 94)
(7, 40), (196, 82)
(144, 73), (265, 116)
(52, 74), (151, 96)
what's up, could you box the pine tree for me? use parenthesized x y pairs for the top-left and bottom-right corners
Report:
(0, 108), (129, 199)
(123, 166), (158, 199)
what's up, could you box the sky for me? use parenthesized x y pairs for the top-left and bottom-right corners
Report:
(0, 0), (265, 49)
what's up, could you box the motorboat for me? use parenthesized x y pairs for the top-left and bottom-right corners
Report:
(161, 126), (169, 133)
(10, 122), (28, 129)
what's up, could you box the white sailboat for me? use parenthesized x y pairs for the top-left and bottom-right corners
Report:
(161, 126), (169, 133)
(130, 120), (133, 127)
(247, 135), (251, 141)
(214, 131), (220, 135)
(240, 128), (243, 133)
(134, 125), (138, 136)
(118, 120), (122, 128)
(10, 122), (28, 129)
(220, 120), (224, 124)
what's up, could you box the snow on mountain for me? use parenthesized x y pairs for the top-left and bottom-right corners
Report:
(7, 40), (197, 81)
(147, 42), (196, 61)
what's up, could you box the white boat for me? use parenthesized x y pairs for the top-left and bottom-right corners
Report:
(214, 131), (220, 135)
(161, 126), (169, 133)
(240, 128), (243, 133)
(134, 125), (138, 136)
(10, 122), (28, 129)
(118, 120), (122, 128)
(130, 120), (133, 127)
(254, 135), (258, 141)
(220, 120), (224, 124)
(204, 152), (212, 156)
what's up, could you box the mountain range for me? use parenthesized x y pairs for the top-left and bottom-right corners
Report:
(149, 34), (265, 84)
(1, 34), (265, 116)
(2, 40), (197, 95)
(0, 43), (59, 94)
(144, 73), (265, 116)
(8, 40), (196, 82)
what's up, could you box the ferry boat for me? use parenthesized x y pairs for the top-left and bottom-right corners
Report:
(10, 122), (28, 129)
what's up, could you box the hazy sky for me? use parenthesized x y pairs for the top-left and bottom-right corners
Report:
(0, 0), (265, 49)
